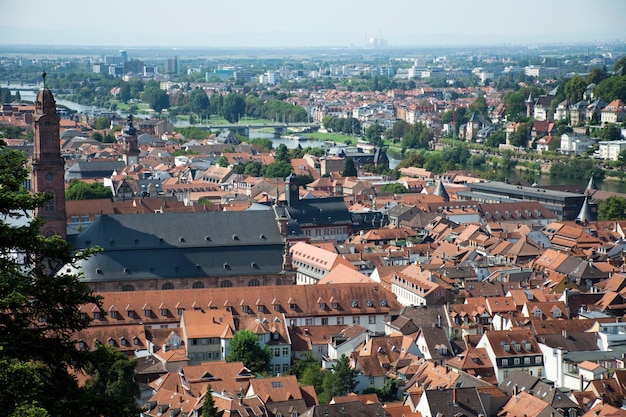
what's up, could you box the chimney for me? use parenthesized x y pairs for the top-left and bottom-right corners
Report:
(452, 387), (457, 405)
(514, 384), (519, 396)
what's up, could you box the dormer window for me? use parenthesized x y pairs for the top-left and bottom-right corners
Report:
(274, 304), (280, 312)
(534, 309), (542, 318)
(553, 308), (562, 318)
(380, 299), (388, 307)
(351, 300), (359, 308)
(290, 303), (297, 311)
(242, 305), (250, 313)
(332, 302), (338, 309)
(503, 343), (510, 352)
(319, 302), (326, 310)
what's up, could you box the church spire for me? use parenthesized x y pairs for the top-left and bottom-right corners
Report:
(576, 196), (596, 224)
(586, 175), (597, 194)
(433, 180), (449, 202)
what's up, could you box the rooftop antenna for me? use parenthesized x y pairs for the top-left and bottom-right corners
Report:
(42, 66), (47, 88)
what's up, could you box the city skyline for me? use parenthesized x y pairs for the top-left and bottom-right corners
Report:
(2, 0), (626, 49)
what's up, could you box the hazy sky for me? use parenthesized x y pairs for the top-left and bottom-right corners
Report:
(2, 0), (625, 48)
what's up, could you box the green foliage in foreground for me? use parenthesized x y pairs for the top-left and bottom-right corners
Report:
(0, 145), (140, 416)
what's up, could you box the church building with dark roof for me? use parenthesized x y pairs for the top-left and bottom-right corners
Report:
(68, 209), (294, 292)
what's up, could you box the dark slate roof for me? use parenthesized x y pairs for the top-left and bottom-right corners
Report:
(422, 387), (486, 417)
(65, 161), (126, 180)
(302, 402), (385, 417)
(70, 210), (285, 282)
(137, 133), (159, 145)
(285, 196), (351, 227)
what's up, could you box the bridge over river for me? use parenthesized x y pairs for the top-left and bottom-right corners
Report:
(197, 122), (320, 137)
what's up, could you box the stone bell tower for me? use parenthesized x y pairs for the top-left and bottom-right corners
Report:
(32, 71), (66, 239)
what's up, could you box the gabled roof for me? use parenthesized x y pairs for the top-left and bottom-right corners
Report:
(69, 210), (285, 282)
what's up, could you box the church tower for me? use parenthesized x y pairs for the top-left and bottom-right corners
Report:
(121, 114), (139, 165)
(285, 173), (300, 207)
(32, 71), (66, 239)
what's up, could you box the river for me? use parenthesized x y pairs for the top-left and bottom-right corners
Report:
(12, 90), (625, 191)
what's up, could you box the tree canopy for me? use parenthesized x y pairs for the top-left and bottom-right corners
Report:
(318, 354), (356, 404)
(342, 157), (357, 177)
(201, 384), (221, 417)
(0, 144), (140, 416)
(226, 329), (271, 374)
(598, 196), (626, 221)
(65, 179), (113, 200)
(142, 87), (170, 113)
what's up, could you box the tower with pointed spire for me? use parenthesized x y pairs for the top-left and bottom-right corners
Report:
(32, 71), (66, 238)
(433, 180), (450, 202)
(525, 93), (534, 118)
(575, 196), (596, 224)
(585, 175), (597, 195)
(121, 114), (139, 165)
(285, 173), (300, 207)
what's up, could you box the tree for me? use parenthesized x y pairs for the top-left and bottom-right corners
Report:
(588, 67), (608, 85)
(262, 161), (293, 178)
(217, 156), (229, 167)
(301, 365), (326, 398)
(118, 83), (131, 103)
(65, 179), (113, 200)
(201, 385), (220, 417)
(290, 352), (319, 379)
(319, 354), (356, 404)
(509, 123), (530, 148)
(391, 120), (409, 140)
(0, 145), (106, 415)
(380, 183), (408, 194)
(342, 157), (357, 177)
(222, 94), (246, 123)
(81, 345), (142, 417)
(598, 196), (626, 221)
(564, 75), (587, 103)
(93, 116), (110, 130)
(226, 329), (271, 374)
(365, 124), (385, 146)
(598, 123), (622, 141)
(189, 88), (210, 122)
(143, 87), (170, 113)
(275, 143), (289, 163)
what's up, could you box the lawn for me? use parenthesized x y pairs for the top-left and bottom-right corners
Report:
(303, 132), (358, 144)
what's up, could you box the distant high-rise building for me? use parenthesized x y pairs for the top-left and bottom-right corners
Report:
(164, 56), (179, 75)
(119, 49), (128, 62)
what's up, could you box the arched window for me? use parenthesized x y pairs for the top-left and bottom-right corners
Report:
(121, 284), (135, 292)
(220, 280), (233, 288)
(248, 279), (260, 287)
(192, 281), (205, 289)
(162, 282), (174, 290)
(44, 190), (55, 212)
